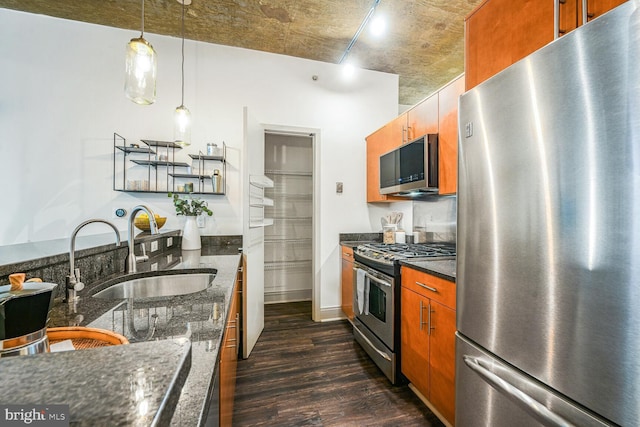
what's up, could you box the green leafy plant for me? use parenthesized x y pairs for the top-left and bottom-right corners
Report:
(168, 193), (213, 217)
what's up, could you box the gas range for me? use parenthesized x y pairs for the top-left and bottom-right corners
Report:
(355, 242), (456, 267)
(351, 241), (456, 384)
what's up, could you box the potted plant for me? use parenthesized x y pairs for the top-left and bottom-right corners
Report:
(168, 193), (213, 250)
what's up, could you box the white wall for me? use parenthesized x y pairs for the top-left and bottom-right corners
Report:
(0, 9), (399, 315)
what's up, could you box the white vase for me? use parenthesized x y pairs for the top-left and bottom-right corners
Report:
(182, 216), (201, 250)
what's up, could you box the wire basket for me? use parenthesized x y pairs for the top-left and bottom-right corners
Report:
(47, 327), (129, 350)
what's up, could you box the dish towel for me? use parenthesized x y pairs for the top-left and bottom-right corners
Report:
(356, 268), (366, 314)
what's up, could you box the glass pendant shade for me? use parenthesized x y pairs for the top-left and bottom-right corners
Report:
(125, 37), (157, 105)
(174, 105), (191, 147)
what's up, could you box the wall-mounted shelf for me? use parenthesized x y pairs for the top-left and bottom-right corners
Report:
(113, 133), (227, 195)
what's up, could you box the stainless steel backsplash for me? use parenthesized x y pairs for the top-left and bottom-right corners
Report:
(412, 195), (456, 244)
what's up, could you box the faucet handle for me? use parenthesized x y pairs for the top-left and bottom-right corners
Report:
(73, 268), (84, 290)
(137, 243), (149, 263)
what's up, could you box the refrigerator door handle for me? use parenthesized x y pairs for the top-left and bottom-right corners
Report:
(462, 355), (576, 427)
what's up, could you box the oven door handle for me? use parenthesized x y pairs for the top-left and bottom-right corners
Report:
(354, 325), (392, 361)
(352, 268), (391, 288)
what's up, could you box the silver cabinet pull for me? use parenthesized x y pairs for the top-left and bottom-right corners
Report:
(554, 0), (560, 39)
(463, 355), (575, 427)
(419, 300), (428, 330)
(582, 0), (588, 25)
(416, 281), (437, 293)
(427, 303), (433, 336)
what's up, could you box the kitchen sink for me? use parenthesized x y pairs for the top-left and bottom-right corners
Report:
(92, 273), (215, 299)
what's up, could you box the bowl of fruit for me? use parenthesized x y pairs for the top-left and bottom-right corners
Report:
(134, 213), (167, 231)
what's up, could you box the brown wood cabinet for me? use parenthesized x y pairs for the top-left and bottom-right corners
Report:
(365, 75), (463, 201)
(401, 266), (456, 425)
(365, 113), (407, 203)
(219, 260), (242, 427)
(465, 0), (626, 90)
(407, 93), (438, 142)
(437, 75), (464, 195)
(341, 245), (355, 320)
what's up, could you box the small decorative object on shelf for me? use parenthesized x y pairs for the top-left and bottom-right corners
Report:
(169, 193), (213, 250)
(113, 133), (227, 194)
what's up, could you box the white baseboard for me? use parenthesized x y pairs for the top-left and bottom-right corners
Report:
(264, 289), (312, 304)
(317, 305), (347, 322)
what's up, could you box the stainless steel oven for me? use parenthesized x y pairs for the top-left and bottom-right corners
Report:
(352, 261), (397, 382)
(352, 242), (456, 385)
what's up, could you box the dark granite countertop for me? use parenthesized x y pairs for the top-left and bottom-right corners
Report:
(400, 259), (457, 282)
(6, 250), (242, 426)
(0, 338), (191, 426)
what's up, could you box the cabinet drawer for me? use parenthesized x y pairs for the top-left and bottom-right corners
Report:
(401, 266), (456, 310)
(341, 245), (354, 260)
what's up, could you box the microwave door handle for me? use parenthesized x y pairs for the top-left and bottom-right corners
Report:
(463, 356), (576, 427)
(428, 135), (439, 188)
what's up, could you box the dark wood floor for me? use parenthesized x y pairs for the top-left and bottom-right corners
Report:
(233, 301), (445, 426)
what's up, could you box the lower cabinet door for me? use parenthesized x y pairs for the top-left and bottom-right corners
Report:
(429, 301), (456, 424)
(401, 287), (430, 396)
(341, 255), (354, 320)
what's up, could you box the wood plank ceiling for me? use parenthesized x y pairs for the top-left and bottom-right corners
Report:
(0, 0), (482, 106)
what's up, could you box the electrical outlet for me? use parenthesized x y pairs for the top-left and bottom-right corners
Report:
(151, 241), (158, 252)
(167, 237), (173, 248)
(112, 207), (127, 219)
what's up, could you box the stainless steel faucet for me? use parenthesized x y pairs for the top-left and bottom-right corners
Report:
(67, 219), (121, 302)
(126, 205), (159, 273)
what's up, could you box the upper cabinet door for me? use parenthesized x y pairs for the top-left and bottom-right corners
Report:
(438, 75), (464, 195)
(407, 94), (438, 141)
(365, 113), (407, 203)
(465, 0), (628, 91)
(465, 0), (555, 91)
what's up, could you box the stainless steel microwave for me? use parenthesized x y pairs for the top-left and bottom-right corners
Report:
(379, 134), (438, 196)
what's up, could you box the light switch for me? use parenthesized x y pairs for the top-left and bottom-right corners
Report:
(336, 182), (343, 193)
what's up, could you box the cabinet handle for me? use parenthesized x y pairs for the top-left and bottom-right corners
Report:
(419, 300), (428, 330)
(428, 303), (433, 336)
(582, 0), (588, 25)
(416, 281), (437, 293)
(235, 312), (240, 353)
(402, 126), (407, 144)
(554, 0), (560, 39)
(344, 252), (352, 258)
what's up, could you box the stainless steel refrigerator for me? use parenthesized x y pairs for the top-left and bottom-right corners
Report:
(456, 2), (640, 426)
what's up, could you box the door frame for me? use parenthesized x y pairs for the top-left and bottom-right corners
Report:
(263, 124), (320, 321)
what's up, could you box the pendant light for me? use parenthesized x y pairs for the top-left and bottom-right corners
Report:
(174, 0), (192, 147)
(125, 0), (157, 105)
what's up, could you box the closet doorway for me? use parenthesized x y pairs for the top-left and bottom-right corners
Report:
(264, 131), (314, 308)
